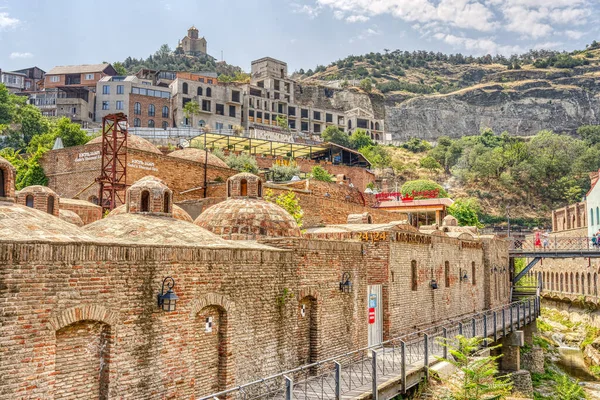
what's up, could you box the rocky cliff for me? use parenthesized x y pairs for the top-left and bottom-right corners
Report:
(386, 68), (600, 142)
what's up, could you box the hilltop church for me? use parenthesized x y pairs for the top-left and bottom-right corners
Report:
(176, 26), (207, 56)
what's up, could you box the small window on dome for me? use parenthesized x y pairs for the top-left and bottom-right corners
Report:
(47, 195), (55, 214)
(0, 168), (4, 197)
(257, 180), (262, 197)
(240, 179), (247, 196)
(141, 190), (150, 212)
(26, 194), (34, 208)
(227, 180), (232, 197)
(163, 192), (170, 213)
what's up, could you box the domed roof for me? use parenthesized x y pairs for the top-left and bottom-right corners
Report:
(108, 204), (193, 222)
(17, 185), (59, 196)
(194, 198), (301, 240)
(0, 201), (98, 242)
(168, 148), (229, 169)
(443, 215), (458, 227)
(87, 134), (162, 154)
(59, 209), (84, 227)
(84, 213), (251, 248)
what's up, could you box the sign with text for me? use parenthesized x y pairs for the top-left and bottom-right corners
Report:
(75, 150), (101, 162)
(369, 294), (377, 308)
(368, 308), (376, 324)
(128, 159), (158, 172)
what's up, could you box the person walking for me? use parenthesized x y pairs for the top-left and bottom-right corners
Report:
(542, 230), (550, 249)
(534, 228), (542, 248)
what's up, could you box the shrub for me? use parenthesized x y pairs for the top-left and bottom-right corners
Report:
(400, 179), (448, 198)
(419, 156), (442, 172)
(311, 165), (334, 182)
(402, 137), (432, 153)
(271, 162), (300, 182)
(264, 189), (303, 227)
(448, 197), (483, 227)
(359, 78), (373, 93)
(225, 153), (258, 173)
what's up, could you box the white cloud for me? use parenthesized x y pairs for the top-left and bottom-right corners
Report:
(531, 41), (562, 50)
(291, 3), (322, 19)
(346, 14), (370, 23)
(9, 52), (33, 59)
(564, 30), (585, 39)
(434, 33), (524, 55)
(0, 11), (19, 30)
(349, 25), (383, 43)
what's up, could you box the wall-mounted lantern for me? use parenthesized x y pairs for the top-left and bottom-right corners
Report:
(339, 272), (352, 293)
(157, 277), (179, 312)
(430, 279), (438, 289)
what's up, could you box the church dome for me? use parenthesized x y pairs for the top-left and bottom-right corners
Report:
(87, 134), (162, 154)
(126, 176), (173, 216)
(16, 185), (60, 217)
(59, 209), (84, 227)
(194, 173), (301, 240)
(168, 148), (229, 169)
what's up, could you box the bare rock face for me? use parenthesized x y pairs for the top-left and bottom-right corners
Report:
(386, 71), (600, 142)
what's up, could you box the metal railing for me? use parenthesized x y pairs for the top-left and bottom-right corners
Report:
(509, 236), (598, 252)
(199, 298), (539, 400)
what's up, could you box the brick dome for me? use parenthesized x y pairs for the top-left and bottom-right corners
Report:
(16, 185), (60, 217)
(0, 155), (16, 202)
(195, 172), (300, 240)
(59, 209), (84, 227)
(87, 134), (162, 154)
(126, 176), (173, 216)
(109, 203), (193, 222)
(168, 148), (229, 169)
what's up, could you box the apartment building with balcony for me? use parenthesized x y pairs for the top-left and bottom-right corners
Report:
(43, 63), (117, 126)
(95, 76), (171, 129)
(1, 70), (31, 93)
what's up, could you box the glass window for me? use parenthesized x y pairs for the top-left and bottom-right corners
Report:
(50, 76), (59, 82)
(182, 82), (188, 94)
(116, 100), (123, 110)
(148, 104), (155, 117)
(591, 208), (594, 226)
(134, 118), (141, 127)
(197, 87), (203, 96)
(117, 85), (124, 94)
(162, 121), (169, 129)
(102, 85), (110, 94)
(162, 106), (169, 118)
(161, 91), (170, 99)
(148, 119), (155, 128)
(206, 87), (212, 97)
(134, 102), (141, 115)
(102, 101), (109, 110)
(445, 261), (450, 287)
(132, 87), (140, 94)
(207, 79), (213, 84)
(229, 105), (236, 118)
(85, 73), (94, 80)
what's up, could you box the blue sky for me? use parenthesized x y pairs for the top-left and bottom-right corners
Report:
(1, 0), (598, 73)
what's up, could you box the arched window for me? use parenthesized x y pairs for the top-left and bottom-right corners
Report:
(148, 104), (155, 117)
(257, 181), (262, 197)
(162, 121), (168, 129)
(134, 102), (141, 115)
(148, 120), (155, 128)
(163, 192), (170, 213)
(591, 208), (594, 226)
(348, 120), (352, 129)
(471, 262), (476, 285)
(47, 195), (55, 214)
(183, 82), (188, 94)
(0, 168), (4, 197)
(141, 190), (150, 212)
(444, 261), (450, 287)
(411, 260), (418, 291)
(597, 207), (599, 227)
(240, 179), (247, 196)
(162, 106), (169, 118)
(25, 194), (34, 208)
(197, 87), (203, 96)
(582, 274), (586, 295)
(206, 87), (212, 97)
(375, 122), (380, 130)
(133, 118), (141, 127)
(571, 272), (575, 293)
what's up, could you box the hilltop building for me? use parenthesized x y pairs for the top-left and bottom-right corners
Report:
(176, 26), (208, 56)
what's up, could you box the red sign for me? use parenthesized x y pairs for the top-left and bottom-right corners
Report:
(374, 189), (440, 202)
(368, 308), (376, 324)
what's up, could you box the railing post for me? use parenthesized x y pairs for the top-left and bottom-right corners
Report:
(459, 322), (463, 336)
(510, 305), (514, 332)
(528, 299), (532, 323)
(502, 308), (506, 337)
(424, 334), (429, 367)
(483, 314), (488, 344)
(401, 340), (407, 394)
(472, 318), (476, 338)
(372, 350), (378, 400)
(285, 375), (293, 400)
(493, 312), (498, 342)
(443, 328), (448, 359)
(334, 361), (341, 400)
(517, 302), (521, 329)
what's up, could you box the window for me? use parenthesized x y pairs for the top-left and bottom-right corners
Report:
(141, 191), (150, 212)
(301, 108), (309, 118)
(162, 106), (169, 118)
(265, 113), (270, 121)
(411, 260), (417, 291)
(182, 82), (188, 94)
(148, 104), (155, 117)
(313, 111), (321, 120)
(148, 120), (155, 128)
(445, 261), (450, 287)
(348, 120), (352, 129)
(206, 87), (212, 97)
(163, 193), (170, 213)
(326, 113), (333, 123)
(289, 119), (296, 129)
(197, 87), (203, 96)
(134, 102), (141, 115)
(102, 101), (109, 110)
(229, 105), (236, 118)
(288, 107), (296, 116)
(0, 168), (4, 197)
(249, 110), (255, 117)
(25, 195), (34, 208)
(162, 121), (169, 129)
(50, 76), (60, 82)
(85, 73), (94, 80)
(591, 208), (594, 226)
(207, 79), (213, 84)
(232, 91), (240, 102)
(215, 122), (223, 130)
(597, 207), (599, 228)
(199, 78), (204, 83)
(216, 104), (224, 115)
(117, 85), (124, 94)
(102, 85), (110, 94)
(240, 179), (248, 196)
(116, 101), (123, 110)
(202, 100), (211, 112)
(257, 111), (263, 119)
(314, 124), (321, 133)
(301, 121), (309, 131)
(472, 262), (476, 285)
(133, 118), (141, 127)
(47, 196), (55, 215)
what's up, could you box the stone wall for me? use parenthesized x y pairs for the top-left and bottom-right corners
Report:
(59, 198), (102, 225)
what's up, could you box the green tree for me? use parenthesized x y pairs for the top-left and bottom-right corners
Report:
(400, 179), (448, 198)
(340, 80), (349, 88)
(419, 155), (442, 172)
(577, 125), (600, 145)
(0, 148), (48, 189)
(52, 117), (89, 147)
(311, 165), (334, 182)
(321, 126), (351, 147)
(359, 145), (391, 168)
(448, 198), (483, 227)
(359, 78), (373, 93)
(0, 83), (16, 125)
(438, 335), (512, 400)
(112, 62), (127, 75)
(183, 100), (201, 127)
(276, 115), (289, 130)
(349, 129), (374, 150)
(402, 137), (431, 153)
(264, 189), (303, 227)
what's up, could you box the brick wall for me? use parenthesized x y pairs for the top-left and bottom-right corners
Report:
(129, 93), (171, 129)
(59, 198), (102, 225)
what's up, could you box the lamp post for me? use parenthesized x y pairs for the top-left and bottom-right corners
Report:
(157, 277), (179, 312)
